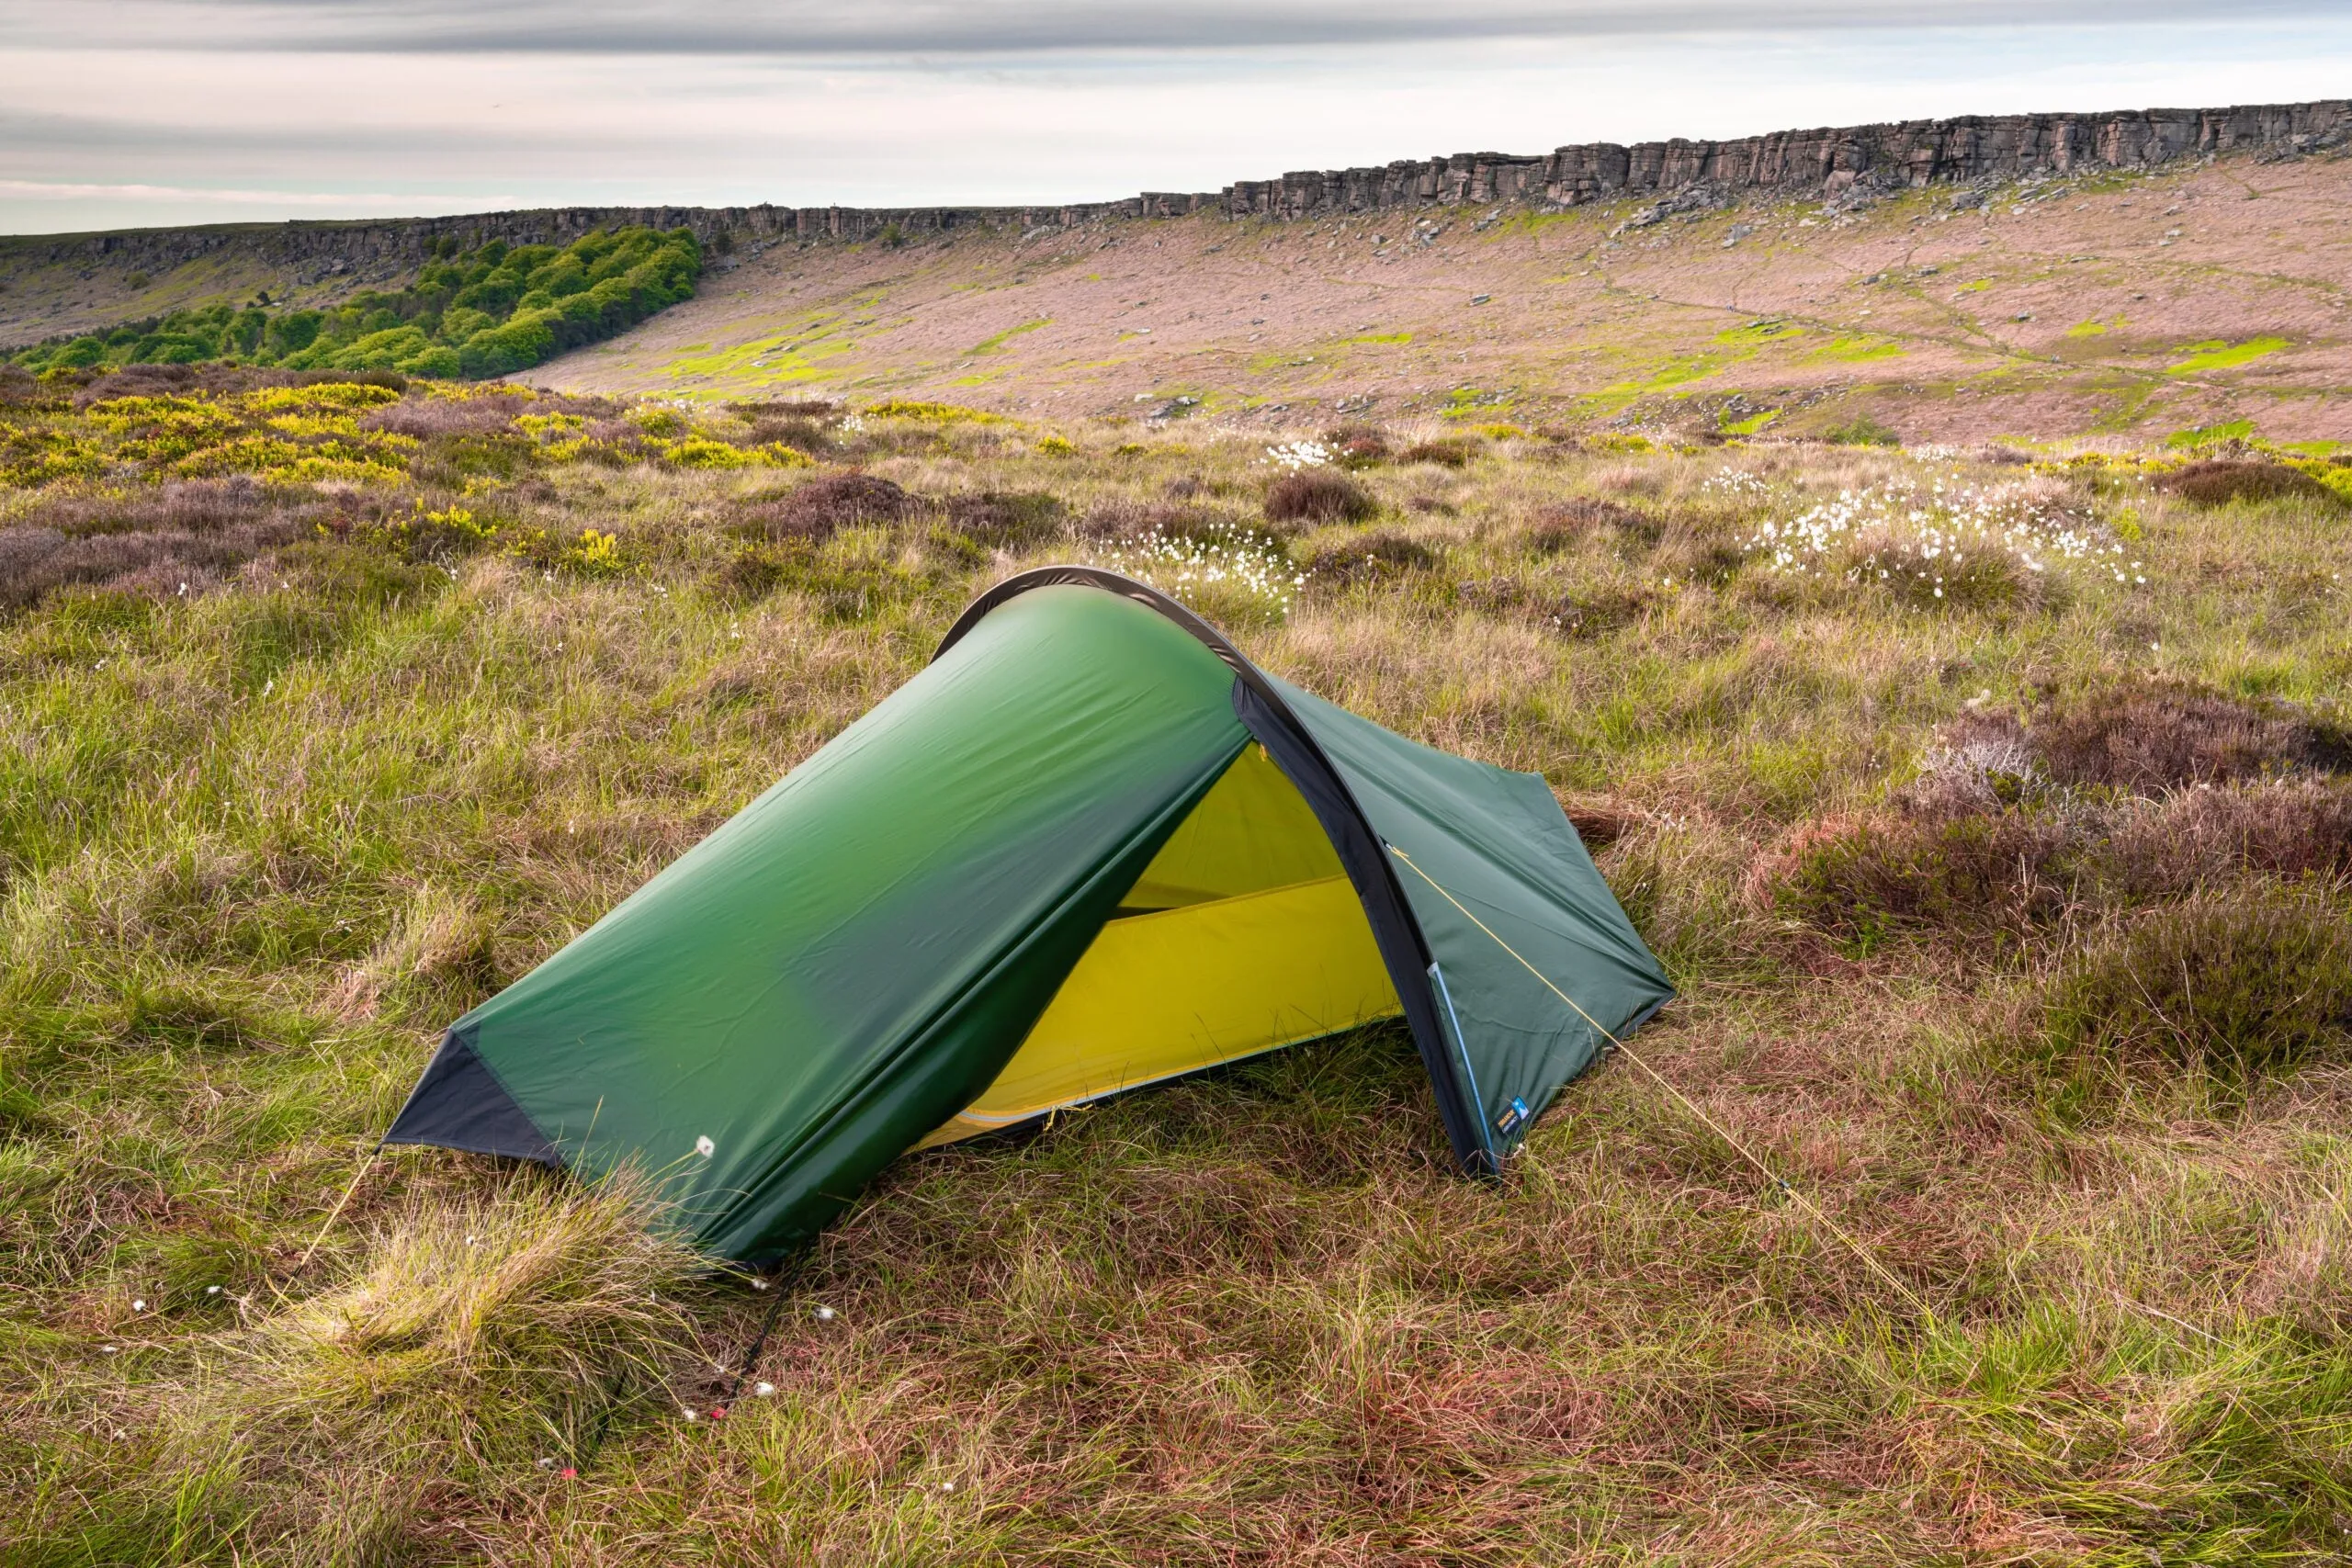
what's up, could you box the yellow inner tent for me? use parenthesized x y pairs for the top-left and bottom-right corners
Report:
(921, 743), (1403, 1146)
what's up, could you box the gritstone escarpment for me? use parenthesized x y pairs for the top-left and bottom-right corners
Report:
(9, 95), (2352, 447)
(1211, 99), (2352, 219)
(4, 97), (2347, 299)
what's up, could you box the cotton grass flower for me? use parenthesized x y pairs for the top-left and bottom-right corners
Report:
(1739, 473), (2132, 602)
(1097, 523), (1306, 620)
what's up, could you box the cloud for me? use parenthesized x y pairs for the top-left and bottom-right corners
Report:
(0, 178), (512, 208)
(5, 0), (2333, 54)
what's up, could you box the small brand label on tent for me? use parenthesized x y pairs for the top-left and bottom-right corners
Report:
(1496, 1098), (1529, 1134)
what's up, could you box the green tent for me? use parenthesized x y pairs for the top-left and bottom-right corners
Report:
(386, 569), (1673, 1259)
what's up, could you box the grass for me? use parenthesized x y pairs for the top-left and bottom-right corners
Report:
(2166, 336), (2291, 376)
(5, 367), (2352, 1562)
(966, 319), (1052, 355)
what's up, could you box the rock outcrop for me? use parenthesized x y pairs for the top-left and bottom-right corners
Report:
(1219, 99), (2352, 219)
(6, 97), (2347, 309)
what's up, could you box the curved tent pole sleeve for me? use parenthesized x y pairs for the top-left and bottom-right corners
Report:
(1231, 682), (1495, 1177)
(932, 566), (1496, 1177)
(936, 566), (1274, 703)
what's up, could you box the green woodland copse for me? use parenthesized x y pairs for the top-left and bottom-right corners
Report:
(7, 226), (700, 380)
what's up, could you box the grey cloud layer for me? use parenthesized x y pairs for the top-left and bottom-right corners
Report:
(4, 0), (2317, 53)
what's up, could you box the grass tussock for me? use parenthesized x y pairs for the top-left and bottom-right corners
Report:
(27, 1175), (700, 1566)
(6, 378), (2352, 1561)
(2018, 882), (2352, 1111)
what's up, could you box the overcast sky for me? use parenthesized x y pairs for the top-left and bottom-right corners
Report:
(5, 2), (2348, 234)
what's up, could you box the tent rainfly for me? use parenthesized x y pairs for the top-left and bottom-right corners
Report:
(386, 569), (1675, 1260)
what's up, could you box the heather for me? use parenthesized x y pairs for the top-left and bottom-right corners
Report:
(4, 382), (2351, 1563)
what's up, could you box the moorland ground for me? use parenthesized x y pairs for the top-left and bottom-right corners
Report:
(533, 152), (2352, 447)
(3, 367), (2351, 1564)
(12, 148), (2352, 450)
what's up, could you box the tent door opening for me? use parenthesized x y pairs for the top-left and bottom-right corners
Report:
(919, 742), (1402, 1146)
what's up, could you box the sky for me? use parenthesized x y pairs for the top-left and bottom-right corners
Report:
(4, 2), (2349, 234)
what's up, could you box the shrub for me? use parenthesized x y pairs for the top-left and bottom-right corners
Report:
(863, 399), (996, 424)
(726, 400), (839, 455)
(1265, 469), (1376, 524)
(1824, 415), (1901, 447)
(2033, 681), (2324, 794)
(2030, 883), (2352, 1090)
(368, 502), (503, 561)
(360, 394), (531, 439)
(734, 416), (829, 454)
(0, 519), (312, 610)
(1299, 527), (1437, 584)
(1400, 438), (1475, 468)
(738, 472), (917, 543)
(1075, 499), (1247, 545)
(662, 435), (755, 469)
(22, 475), (279, 538)
(940, 490), (1066, 548)
(2155, 460), (2339, 509)
(2112, 779), (2352, 892)
(1320, 423), (1391, 467)
(1764, 808), (2083, 949)
(1525, 497), (1652, 551)
(0, 476), (327, 607)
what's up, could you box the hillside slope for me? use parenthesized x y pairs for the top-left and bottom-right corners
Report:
(537, 152), (2352, 445)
